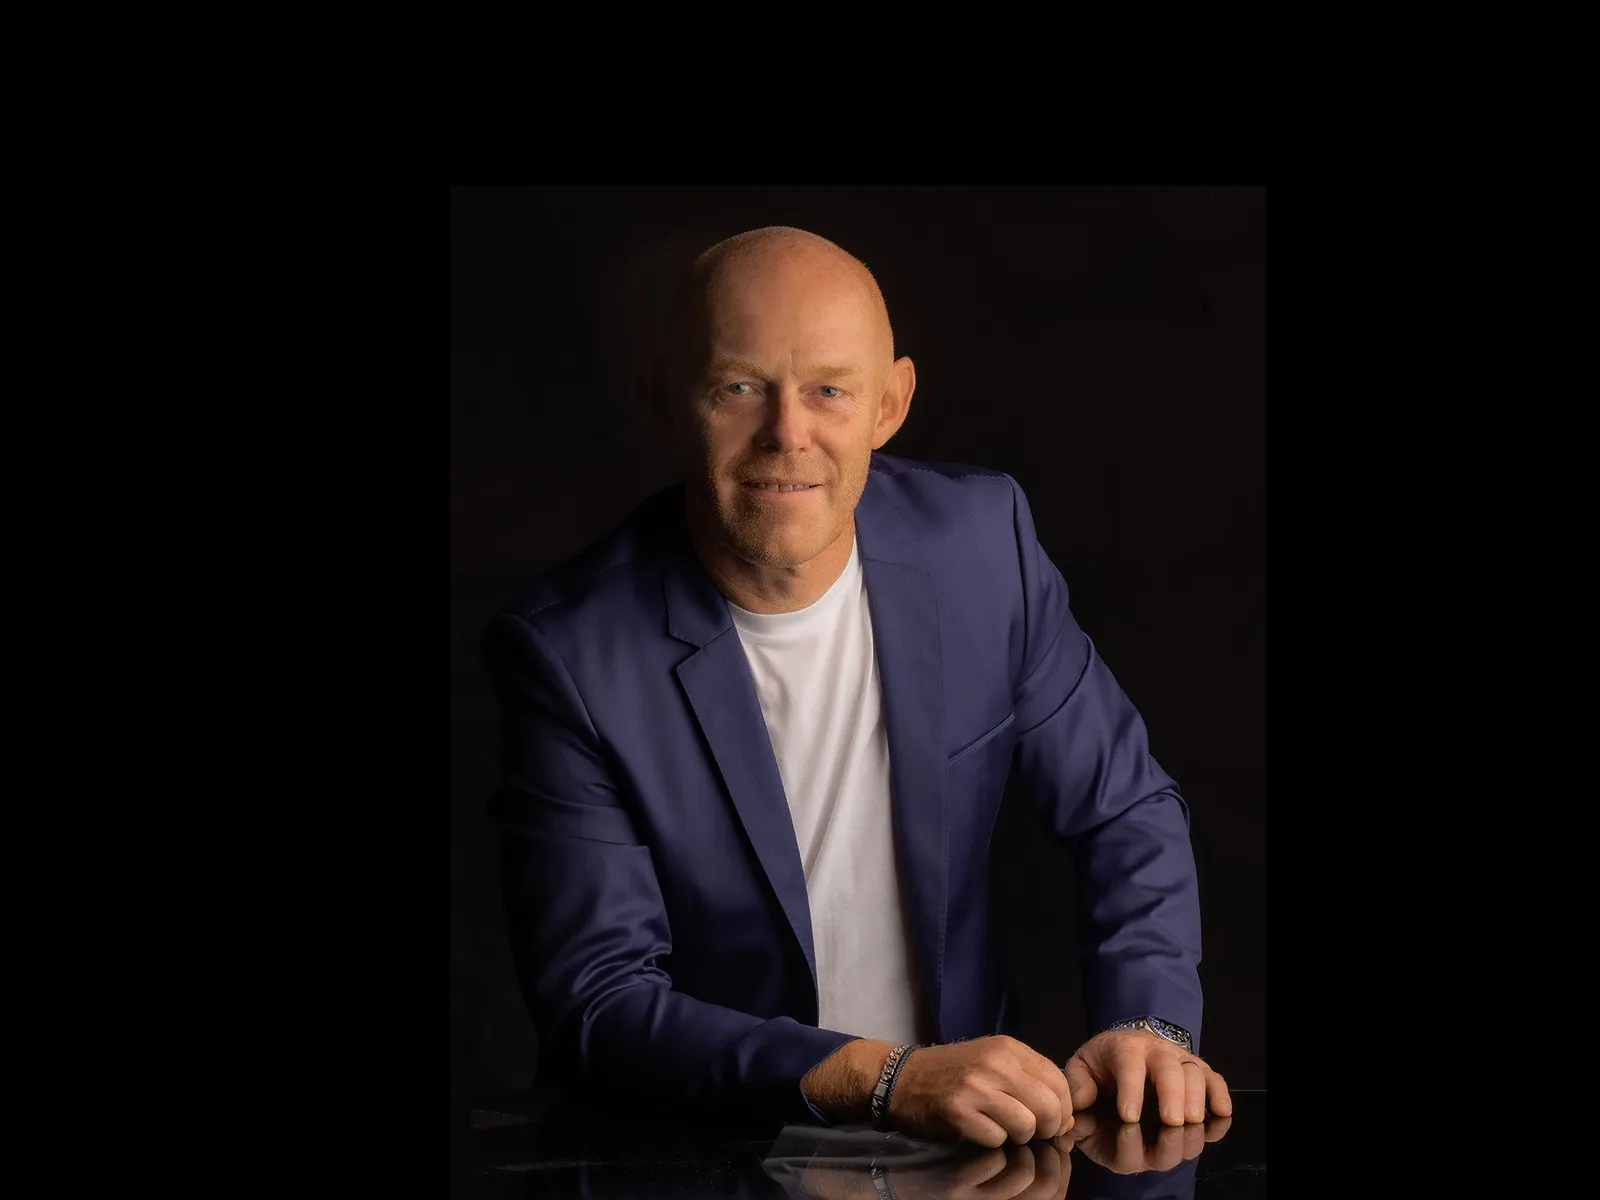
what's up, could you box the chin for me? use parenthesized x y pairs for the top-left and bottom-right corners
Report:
(732, 535), (817, 570)
(725, 522), (832, 571)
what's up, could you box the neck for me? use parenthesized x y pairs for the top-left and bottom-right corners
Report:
(687, 517), (856, 615)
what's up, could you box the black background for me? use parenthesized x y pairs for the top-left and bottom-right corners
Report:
(449, 185), (1265, 1104)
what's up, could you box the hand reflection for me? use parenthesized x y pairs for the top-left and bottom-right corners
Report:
(797, 1138), (1071, 1200)
(1066, 1104), (1232, 1176)
(767, 1104), (1231, 1200)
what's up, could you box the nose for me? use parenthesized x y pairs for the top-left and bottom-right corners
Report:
(756, 385), (810, 454)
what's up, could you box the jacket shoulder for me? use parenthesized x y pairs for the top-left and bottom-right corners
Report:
(869, 451), (1012, 488)
(867, 452), (1022, 535)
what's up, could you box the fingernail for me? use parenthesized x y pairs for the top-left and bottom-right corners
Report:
(1165, 1108), (1182, 1125)
(1123, 1105), (1139, 1122)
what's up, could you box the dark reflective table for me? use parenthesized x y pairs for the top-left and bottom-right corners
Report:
(451, 1089), (1264, 1199)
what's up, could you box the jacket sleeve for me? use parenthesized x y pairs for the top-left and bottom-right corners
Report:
(1003, 478), (1206, 1052)
(482, 610), (856, 1127)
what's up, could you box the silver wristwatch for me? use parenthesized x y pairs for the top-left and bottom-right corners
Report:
(1103, 1016), (1193, 1053)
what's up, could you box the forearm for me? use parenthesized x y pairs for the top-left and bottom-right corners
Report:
(510, 921), (859, 1127)
(498, 827), (856, 1125)
(572, 981), (859, 1121)
(1070, 792), (1204, 1044)
(1008, 618), (1204, 1045)
(798, 1038), (895, 1123)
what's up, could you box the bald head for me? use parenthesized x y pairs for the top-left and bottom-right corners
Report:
(661, 227), (895, 388)
(645, 225), (917, 601)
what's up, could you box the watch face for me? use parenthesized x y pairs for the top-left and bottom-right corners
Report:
(1151, 1019), (1188, 1047)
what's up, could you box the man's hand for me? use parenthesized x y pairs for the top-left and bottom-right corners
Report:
(1063, 1029), (1232, 1127)
(802, 1035), (1073, 1146)
(888, 1035), (1075, 1146)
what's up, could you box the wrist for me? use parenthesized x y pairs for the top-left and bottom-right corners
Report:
(869, 1042), (923, 1131)
(1102, 1015), (1193, 1054)
(801, 1038), (894, 1123)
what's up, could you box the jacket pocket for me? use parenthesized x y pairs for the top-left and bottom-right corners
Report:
(947, 710), (1016, 768)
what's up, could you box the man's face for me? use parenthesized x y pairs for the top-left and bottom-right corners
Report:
(668, 247), (909, 571)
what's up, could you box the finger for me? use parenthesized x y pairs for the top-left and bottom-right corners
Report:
(1182, 1122), (1205, 1161)
(1182, 1060), (1207, 1123)
(1019, 1048), (1076, 1125)
(1206, 1069), (1233, 1117)
(975, 1088), (1045, 1145)
(1149, 1056), (1187, 1127)
(1111, 1053), (1147, 1124)
(1150, 1124), (1185, 1173)
(1062, 1055), (1097, 1112)
(956, 1106), (1015, 1150)
(1005, 1068), (1069, 1139)
(1203, 1112), (1233, 1143)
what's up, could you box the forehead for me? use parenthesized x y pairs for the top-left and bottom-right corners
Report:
(700, 254), (883, 357)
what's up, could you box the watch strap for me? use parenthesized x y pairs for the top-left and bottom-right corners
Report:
(1103, 1016), (1193, 1053)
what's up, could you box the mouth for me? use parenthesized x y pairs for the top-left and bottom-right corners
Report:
(741, 481), (822, 494)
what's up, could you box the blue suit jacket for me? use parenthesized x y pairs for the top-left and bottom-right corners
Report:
(484, 453), (1203, 1128)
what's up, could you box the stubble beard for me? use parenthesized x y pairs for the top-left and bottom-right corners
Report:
(717, 494), (838, 571)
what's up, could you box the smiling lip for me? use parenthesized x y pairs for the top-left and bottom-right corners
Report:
(741, 480), (822, 493)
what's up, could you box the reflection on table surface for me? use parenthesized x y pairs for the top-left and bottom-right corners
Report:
(451, 1090), (1263, 1199)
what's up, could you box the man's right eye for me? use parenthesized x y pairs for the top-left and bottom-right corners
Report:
(724, 382), (755, 396)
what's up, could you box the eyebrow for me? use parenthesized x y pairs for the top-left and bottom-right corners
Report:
(704, 358), (863, 382)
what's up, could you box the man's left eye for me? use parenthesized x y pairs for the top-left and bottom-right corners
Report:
(818, 386), (842, 398)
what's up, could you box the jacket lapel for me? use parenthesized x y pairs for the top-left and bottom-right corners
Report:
(662, 519), (821, 997)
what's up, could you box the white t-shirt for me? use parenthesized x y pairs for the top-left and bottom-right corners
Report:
(727, 539), (931, 1045)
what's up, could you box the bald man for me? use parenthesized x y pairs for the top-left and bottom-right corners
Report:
(484, 227), (1231, 1146)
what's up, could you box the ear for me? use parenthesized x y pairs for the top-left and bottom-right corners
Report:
(871, 356), (917, 450)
